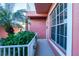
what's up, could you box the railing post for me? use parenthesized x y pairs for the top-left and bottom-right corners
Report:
(0, 48), (1, 56)
(3, 48), (6, 56)
(23, 47), (24, 56)
(8, 47), (10, 56)
(28, 45), (30, 56)
(13, 47), (15, 56)
(18, 47), (20, 56)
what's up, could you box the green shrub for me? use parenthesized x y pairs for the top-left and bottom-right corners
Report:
(1, 31), (35, 46)
(0, 31), (35, 56)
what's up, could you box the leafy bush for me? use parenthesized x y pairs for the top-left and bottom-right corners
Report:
(0, 31), (35, 56)
(1, 31), (35, 46)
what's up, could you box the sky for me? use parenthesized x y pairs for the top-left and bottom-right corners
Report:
(13, 3), (36, 12)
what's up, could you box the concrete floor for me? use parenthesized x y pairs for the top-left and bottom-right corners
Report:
(36, 39), (54, 56)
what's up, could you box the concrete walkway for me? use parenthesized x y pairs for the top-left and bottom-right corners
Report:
(37, 39), (54, 56)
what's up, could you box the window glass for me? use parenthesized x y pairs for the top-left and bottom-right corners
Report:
(52, 11), (54, 18)
(64, 3), (67, 9)
(57, 25), (59, 34)
(57, 16), (59, 24)
(60, 24), (64, 35)
(65, 23), (67, 36)
(60, 12), (63, 23)
(65, 37), (67, 50)
(51, 27), (56, 41)
(53, 18), (56, 25)
(63, 37), (67, 50)
(51, 3), (67, 50)
(57, 5), (59, 14)
(59, 36), (64, 47)
(60, 3), (63, 12)
(64, 9), (67, 20)
(57, 35), (59, 44)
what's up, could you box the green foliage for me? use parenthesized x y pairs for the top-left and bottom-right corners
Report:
(1, 31), (35, 46)
(0, 31), (35, 56)
(0, 6), (29, 35)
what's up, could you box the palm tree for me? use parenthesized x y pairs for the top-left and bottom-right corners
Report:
(0, 6), (29, 35)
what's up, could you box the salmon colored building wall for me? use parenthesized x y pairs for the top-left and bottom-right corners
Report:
(30, 19), (46, 39)
(0, 27), (20, 38)
(0, 27), (8, 38)
(72, 3), (79, 56)
(27, 11), (47, 39)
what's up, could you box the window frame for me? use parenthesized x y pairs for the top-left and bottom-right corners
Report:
(50, 3), (72, 56)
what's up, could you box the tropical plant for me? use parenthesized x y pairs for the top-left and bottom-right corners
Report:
(0, 31), (35, 56)
(0, 6), (14, 35)
(0, 6), (29, 35)
(1, 31), (35, 45)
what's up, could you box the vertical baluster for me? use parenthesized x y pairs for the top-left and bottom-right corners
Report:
(4, 48), (5, 56)
(28, 45), (30, 56)
(0, 48), (1, 56)
(23, 47), (24, 56)
(8, 47), (10, 56)
(13, 47), (15, 56)
(18, 47), (20, 56)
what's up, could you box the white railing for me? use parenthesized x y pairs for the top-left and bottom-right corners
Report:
(0, 33), (37, 56)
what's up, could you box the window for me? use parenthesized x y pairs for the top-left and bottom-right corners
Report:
(51, 27), (56, 41)
(60, 3), (63, 12)
(64, 9), (67, 20)
(57, 16), (59, 24)
(51, 3), (67, 50)
(57, 5), (59, 14)
(60, 12), (63, 23)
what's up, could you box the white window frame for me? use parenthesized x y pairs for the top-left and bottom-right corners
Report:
(66, 3), (72, 56)
(49, 3), (72, 56)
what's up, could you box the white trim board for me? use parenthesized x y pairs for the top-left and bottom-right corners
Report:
(66, 3), (72, 56)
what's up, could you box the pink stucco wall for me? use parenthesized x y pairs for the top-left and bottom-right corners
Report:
(0, 27), (8, 38)
(72, 3), (79, 56)
(30, 19), (46, 39)
(0, 27), (20, 38)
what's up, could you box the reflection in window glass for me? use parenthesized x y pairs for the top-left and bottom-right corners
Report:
(64, 3), (67, 9)
(54, 18), (56, 25)
(53, 10), (56, 18)
(59, 36), (64, 47)
(51, 3), (67, 50)
(57, 16), (59, 24)
(65, 23), (67, 36)
(60, 3), (63, 12)
(65, 37), (67, 50)
(57, 5), (59, 14)
(51, 27), (56, 41)
(52, 11), (54, 18)
(57, 26), (59, 34)
(57, 35), (59, 44)
(60, 24), (64, 35)
(63, 37), (67, 50)
(60, 12), (63, 23)
(64, 9), (67, 19)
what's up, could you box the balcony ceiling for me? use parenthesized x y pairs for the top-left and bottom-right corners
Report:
(35, 3), (52, 14)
